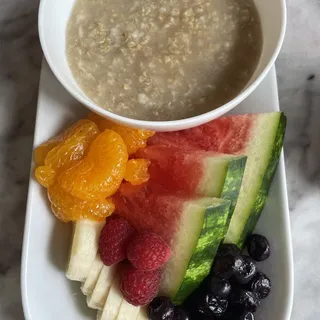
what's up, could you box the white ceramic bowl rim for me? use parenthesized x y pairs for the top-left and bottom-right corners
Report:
(38, 0), (287, 130)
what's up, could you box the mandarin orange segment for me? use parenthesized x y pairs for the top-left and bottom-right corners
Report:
(34, 119), (91, 166)
(58, 129), (128, 200)
(88, 112), (155, 154)
(44, 120), (99, 171)
(124, 159), (150, 185)
(63, 119), (98, 140)
(35, 166), (56, 188)
(48, 183), (115, 222)
(34, 140), (60, 166)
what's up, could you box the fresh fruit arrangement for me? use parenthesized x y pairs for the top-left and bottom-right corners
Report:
(33, 112), (286, 319)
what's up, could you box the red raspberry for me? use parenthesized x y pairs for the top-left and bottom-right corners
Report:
(98, 217), (135, 266)
(120, 265), (161, 306)
(127, 232), (171, 271)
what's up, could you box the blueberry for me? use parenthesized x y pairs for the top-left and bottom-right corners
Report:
(246, 234), (270, 261)
(192, 314), (216, 320)
(230, 290), (260, 313)
(219, 308), (255, 320)
(217, 310), (235, 320)
(240, 311), (255, 320)
(206, 275), (231, 298)
(148, 296), (174, 320)
(248, 272), (271, 299)
(182, 285), (203, 312)
(198, 293), (228, 317)
(198, 316), (217, 320)
(218, 308), (244, 320)
(211, 254), (235, 279)
(217, 244), (241, 258)
(173, 307), (190, 320)
(232, 255), (257, 284)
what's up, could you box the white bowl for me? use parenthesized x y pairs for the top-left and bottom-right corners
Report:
(38, 0), (286, 131)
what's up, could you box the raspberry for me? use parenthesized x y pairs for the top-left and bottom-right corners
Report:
(120, 265), (161, 306)
(127, 232), (171, 271)
(99, 217), (135, 266)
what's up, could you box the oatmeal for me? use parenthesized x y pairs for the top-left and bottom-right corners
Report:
(67, 0), (262, 120)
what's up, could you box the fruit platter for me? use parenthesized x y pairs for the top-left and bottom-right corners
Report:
(21, 63), (293, 320)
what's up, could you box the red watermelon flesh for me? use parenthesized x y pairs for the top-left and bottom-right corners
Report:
(148, 114), (254, 154)
(113, 184), (186, 244)
(134, 146), (207, 196)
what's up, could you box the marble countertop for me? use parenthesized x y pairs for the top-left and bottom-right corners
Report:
(0, 0), (319, 319)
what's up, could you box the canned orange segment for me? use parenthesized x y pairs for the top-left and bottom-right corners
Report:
(124, 159), (150, 185)
(58, 129), (128, 201)
(88, 112), (155, 154)
(48, 183), (115, 222)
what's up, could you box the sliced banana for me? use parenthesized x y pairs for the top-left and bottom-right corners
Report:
(81, 254), (104, 295)
(87, 265), (116, 310)
(117, 299), (140, 320)
(66, 220), (104, 281)
(137, 307), (149, 320)
(97, 275), (122, 320)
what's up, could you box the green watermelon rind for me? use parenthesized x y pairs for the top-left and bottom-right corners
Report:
(224, 112), (286, 248)
(220, 155), (247, 225)
(236, 113), (287, 248)
(172, 199), (231, 305)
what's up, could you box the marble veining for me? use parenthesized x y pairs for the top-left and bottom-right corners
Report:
(0, 0), (319, 319)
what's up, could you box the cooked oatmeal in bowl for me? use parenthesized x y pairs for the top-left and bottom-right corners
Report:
(39, 0), (286, 130)
(66, 0), (262, 121)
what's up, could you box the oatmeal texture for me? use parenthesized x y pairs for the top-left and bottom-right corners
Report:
(67, 0), (262, 120)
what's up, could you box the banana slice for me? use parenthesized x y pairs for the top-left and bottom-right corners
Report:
(87, 265), (116, 310)
(117, 299), (140, 320)
(66, 220), (104, 281)
(136, 307), (149, 320)
(81, 254), (104, 295)
(97, 275), (122, 320)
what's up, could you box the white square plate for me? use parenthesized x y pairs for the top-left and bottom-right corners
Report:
(21, 62), (294, 320)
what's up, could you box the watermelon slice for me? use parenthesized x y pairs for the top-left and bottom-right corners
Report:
(135, 146), (246, 210)
(113, 189), (231, 304)
(148, 112), (286, 247)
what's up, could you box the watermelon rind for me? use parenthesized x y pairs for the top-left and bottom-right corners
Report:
(159, 197), (231, 304)
(220, 155), (247, 224)
(224, 112), (286, 247)
(199, 155), (247, 203)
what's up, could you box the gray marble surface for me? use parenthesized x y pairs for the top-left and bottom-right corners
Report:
(0, 0), (319, 319)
